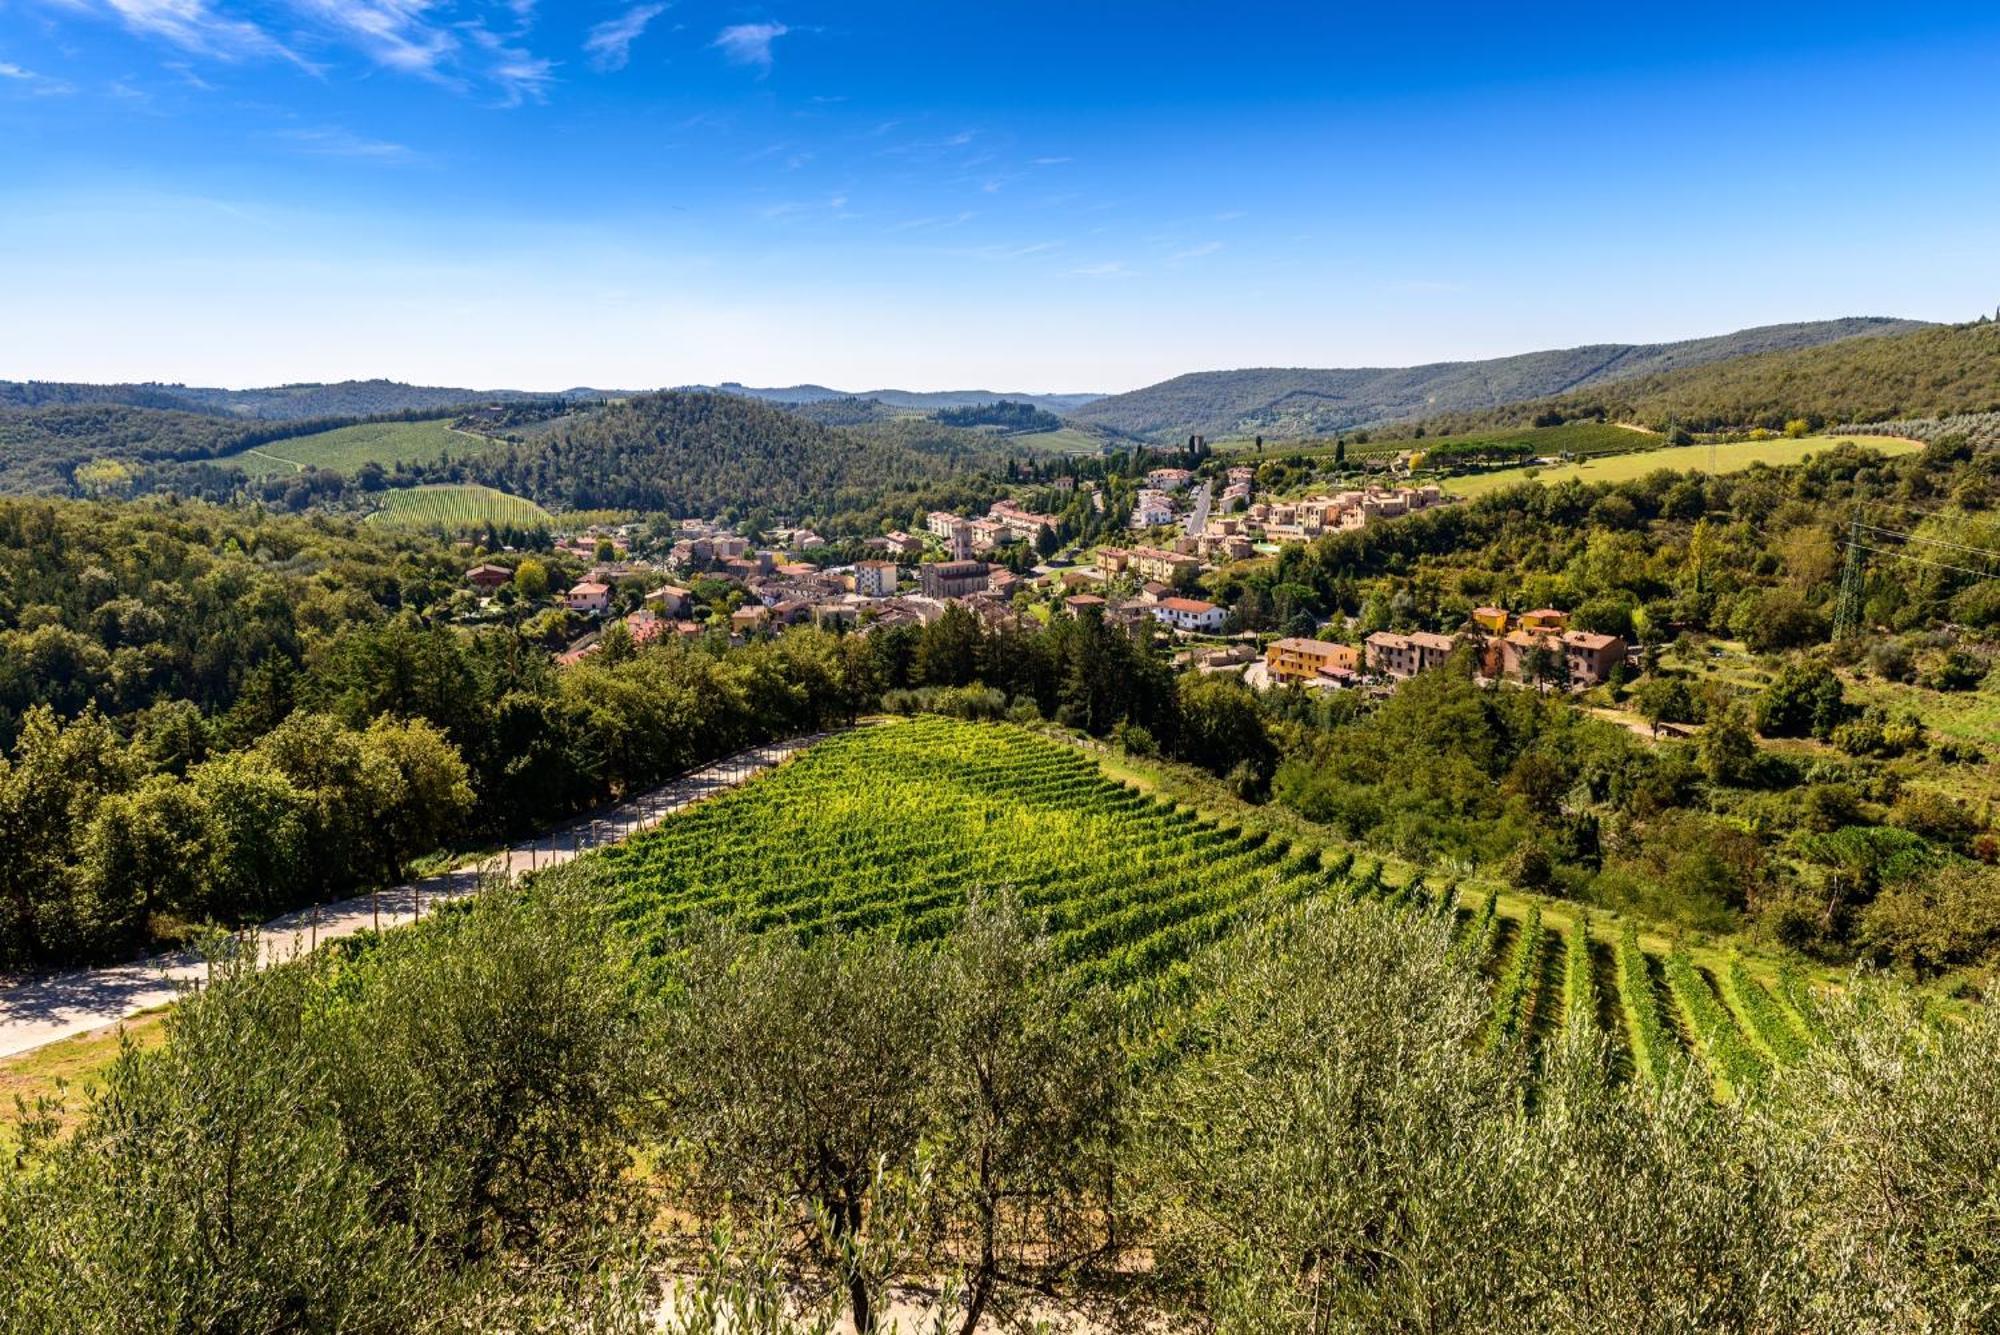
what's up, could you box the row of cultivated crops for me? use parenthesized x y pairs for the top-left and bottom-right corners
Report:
(595, 715), (1823, 1098)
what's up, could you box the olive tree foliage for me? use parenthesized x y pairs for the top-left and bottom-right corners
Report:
(1756, 982), (2000, 1330)
(1133, 897), (2000, 1334)
(0, 881), (659, 1333)
(649, 897), (1128, 1335)
(1132, 898), (1522, 1331)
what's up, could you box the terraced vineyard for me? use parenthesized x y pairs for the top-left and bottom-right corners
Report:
(595, 717), (1823, 1097)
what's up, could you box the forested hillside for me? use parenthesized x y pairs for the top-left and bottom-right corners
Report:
(0, 497), (885, 967)
(0, 377), (570, 421)
(1413, 320), (2000, 436)
(1069, 318), (1930, 441)
(0, 403), (359, 494)
(707, 382), (1103, 414)
(458, 390), (1003, 528)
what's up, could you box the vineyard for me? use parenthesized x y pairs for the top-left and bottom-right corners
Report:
(223, 418), (494, 476)
(593, 716), (1823, 1097)
(364, 483), (552, 532)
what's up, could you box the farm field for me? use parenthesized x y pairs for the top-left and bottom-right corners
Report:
(1441, 433), (1923, 498)
(222, 417), (495, 476)
(1008, 425), (1115, 454)
(1214, 419), (1650, 462)
(364, 483), (551, 532)
(595, 716), (1821, 1097)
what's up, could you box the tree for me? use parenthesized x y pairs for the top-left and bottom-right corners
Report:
(1755, 661), (1847, 739)
(513, 558), (549, 599)
(929, 900), (1125, 1334)
(914, 603), (983, 689)
(657, 925), (944, 1331)
(359, 716), (475, 885)
(1174, 674), (1275, 784)
(1699, 699), (1759, 786)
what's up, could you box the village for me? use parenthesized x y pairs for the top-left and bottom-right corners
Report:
(452, 457), (1628, 696)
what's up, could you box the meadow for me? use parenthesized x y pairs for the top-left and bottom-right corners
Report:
(1441, 433), (1924, 498)
(363, 483), (551, 532)
(1213, 419), (1649, 462)
(223, 418), (494, 476)
(597, 715), (1823, 1099)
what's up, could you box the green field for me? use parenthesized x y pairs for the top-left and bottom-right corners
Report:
(1215, 419), (1656, 463)
(1440, 433), (1924, 498)
(226, 418), (496, 476)
(596, 716), (1821, 1097)
(364, 483), (551, 532)
(1008, 426), (1116, 454)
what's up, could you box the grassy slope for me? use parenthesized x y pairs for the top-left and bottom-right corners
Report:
(0, 1012), (167, 1151)
(1215, 419), (1651, 461)
(365, 483), (552, 532)
(226, 418), (493, 476)
(1009, 426), (1115, 454)
(1440, 434), (1923, 498)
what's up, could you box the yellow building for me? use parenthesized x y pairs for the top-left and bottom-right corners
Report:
(1519, 607), (1569, 632)
(1265, 637), (1360, 686)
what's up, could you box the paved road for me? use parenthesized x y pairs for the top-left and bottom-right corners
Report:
(0, 734), (829, 1060)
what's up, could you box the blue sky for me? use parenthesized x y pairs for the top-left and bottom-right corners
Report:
(2, 2), (1998, 391)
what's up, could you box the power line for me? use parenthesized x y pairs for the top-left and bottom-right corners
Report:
(1854, 522), (2000, 564)
(1845, 541), (2000, 583)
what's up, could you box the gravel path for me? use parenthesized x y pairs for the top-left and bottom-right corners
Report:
(0, 734), (829, 1060)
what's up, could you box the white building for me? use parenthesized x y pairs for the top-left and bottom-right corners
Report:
(1151, 596), (1226, 633)
(1131, 491), (1175, 528)
(853, 560), (898, 598)
(565, 581), (612, 615)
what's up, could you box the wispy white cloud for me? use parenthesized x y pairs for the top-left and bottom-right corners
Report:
(713, 21), (787, 69)
(161, 58), (216, 89)
(1071, 260), (1135, 278)
(288, 0), (456, 79)
(465, 21), (555, 106)
(1169, 240), (1222, 261)
(276, 126), (416, 160)
(887, 211), (975, 232)
(584, 2), (665, 72)
(1031, 155), (1072, 166)
(959, 240), (1061, 261)
(1213, 209), (1248, 221)
(0, 60), (75, 93)
(89, 0), (306, 65)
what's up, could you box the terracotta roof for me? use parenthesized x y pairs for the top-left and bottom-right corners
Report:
(1159, 597), (1218, 614)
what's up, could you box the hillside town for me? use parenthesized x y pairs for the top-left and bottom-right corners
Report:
(453, 469), (1628, 696)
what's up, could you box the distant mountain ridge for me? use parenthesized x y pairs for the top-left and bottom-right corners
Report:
(0, 379), (587, 422)
(1406, 319), (2000, 437)
(1, 377), (1104, 421)
(700, 382), (1104, 415)
(1067, 317), (1933, 442)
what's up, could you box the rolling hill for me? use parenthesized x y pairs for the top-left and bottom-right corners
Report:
(1408, 319), (2000, 437)
(1067, 317), (1931, 442)
(702, 382), (1104, 415)
(0, 378), (572, 421)
(459, 390), (1002, 527)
